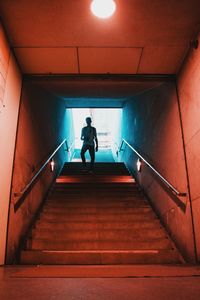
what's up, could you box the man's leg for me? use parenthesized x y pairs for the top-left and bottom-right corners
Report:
(88, 145), (95, 170)
(81, 145), (88, 166)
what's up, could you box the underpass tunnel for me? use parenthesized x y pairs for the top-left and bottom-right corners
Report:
(3, 74), (197, 265)
(0, 19), (200, 266)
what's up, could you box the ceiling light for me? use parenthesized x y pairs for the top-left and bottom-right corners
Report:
(91, 0), (116, 19)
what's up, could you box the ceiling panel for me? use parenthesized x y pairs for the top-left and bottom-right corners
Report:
(79, 47), (142, 74)
(14, 48), (78, 74)
(138, 46), (188, 74)
(1, 0), (199, 74)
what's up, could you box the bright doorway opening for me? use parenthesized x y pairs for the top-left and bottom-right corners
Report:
(72, 108), (122, 162)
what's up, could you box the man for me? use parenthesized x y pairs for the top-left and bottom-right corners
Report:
(81, 117), (98, 171)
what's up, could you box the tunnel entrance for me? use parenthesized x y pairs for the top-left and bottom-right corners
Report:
(71, 108), (122, 162)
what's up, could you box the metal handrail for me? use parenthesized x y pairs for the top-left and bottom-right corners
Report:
(66, 140), (75, 152)
(14, 138), (68, 210)
(120, 139), (187, 197)
(111, 139), (120, 154)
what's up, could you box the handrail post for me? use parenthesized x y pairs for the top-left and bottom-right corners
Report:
(119, 140), (124, 152)
(65, 140), (69, 152)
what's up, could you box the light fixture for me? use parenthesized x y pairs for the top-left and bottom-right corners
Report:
(136, 158), (142, 172)
(90, 0), (116, 19)
(50, 158), (55, 172)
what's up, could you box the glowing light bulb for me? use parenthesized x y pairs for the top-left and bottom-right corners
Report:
(91, 0), (116, 19)
(136, 158), (142, 172)
(50, 159), (55, 172)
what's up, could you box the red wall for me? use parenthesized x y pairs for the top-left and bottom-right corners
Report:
(0, 24), (22, 265)
(122, 81), (195, 261)
(6, 81), (74, 263)
(177, 33), (200, 261)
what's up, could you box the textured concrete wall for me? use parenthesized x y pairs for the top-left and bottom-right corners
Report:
(6, 81), (74, 263)
(0, 25), (22, 265)
(122, 81), (195, 261)
(177, 33), (200, 261)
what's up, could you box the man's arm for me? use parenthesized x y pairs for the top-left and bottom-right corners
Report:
(94, 128), (98, 151)
(81, 128), (84, 140)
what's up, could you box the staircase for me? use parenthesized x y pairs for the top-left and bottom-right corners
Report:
(20, 162), (182, 264)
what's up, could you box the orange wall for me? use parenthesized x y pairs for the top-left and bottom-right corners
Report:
(122, 81), (195, 261)
(6, 81), (74, 263)
(177, 33), (200, 260)
(0, 25), (22, 265)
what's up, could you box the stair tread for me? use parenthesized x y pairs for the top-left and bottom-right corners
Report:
(19, 162), (182, 265)
(40, 212), (156, 215)
(32, 228), (164, 233)
(44, 204), (149, 208)
(39, 215), (156, 221)
(31, 228), (166, 240)
(29, 237), (170, 242)
(40, 210), (154, 215)
(27, 239), (173, 250)
(20, 249), (181, 264)
(35, 221), (161, 230)
(22, 249), (177, 253)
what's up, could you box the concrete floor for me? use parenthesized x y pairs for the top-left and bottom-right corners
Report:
(1, 265), (200, 300)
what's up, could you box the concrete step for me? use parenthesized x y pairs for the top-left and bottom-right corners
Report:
(50, 193), (140, 199)
(19, 162), (182, 265)
(39, 212), (157, 222)
(54, 180), (136, 185)
(35, 220), (161, 231)
(61, 165), (129, 169)
(54, 183), (137, 188)
(50, 188), (141, 193)
(49, 194), (142, 201)
(20, 249), (181, 265)
(62, 162), (128, 168)
(61, 163), (130, 175)
(57, 171), (133, 175)
(44, 199), (150, 209)
(61, 167), (129, 171)
(52, 188), (139, 194)
(61, 168), (129, 172)
(46, 201), (146, 208)
(61, 170), (130, 175)
(51, 196), (141, 201)
(26, 238), (172, 250)
(31, 228), (166, 240)
(41, 206), (153, 214)
(52, 185), (138, 190)
(47, 195), (144, 201)
(56, 175), (135, 184)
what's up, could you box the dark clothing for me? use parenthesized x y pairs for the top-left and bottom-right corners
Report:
(81, 144), (95, 169)
(81, 126), (97, 146)
(81, 125), (97, 170)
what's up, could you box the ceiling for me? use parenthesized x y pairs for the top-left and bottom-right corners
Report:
(0, 0), (200, 75)
(27, 75), (171, 107)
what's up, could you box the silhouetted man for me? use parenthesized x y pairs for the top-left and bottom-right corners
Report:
(81, 117), (98, 171)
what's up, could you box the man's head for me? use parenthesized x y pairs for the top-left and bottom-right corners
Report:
(86, 117), (92, 125)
